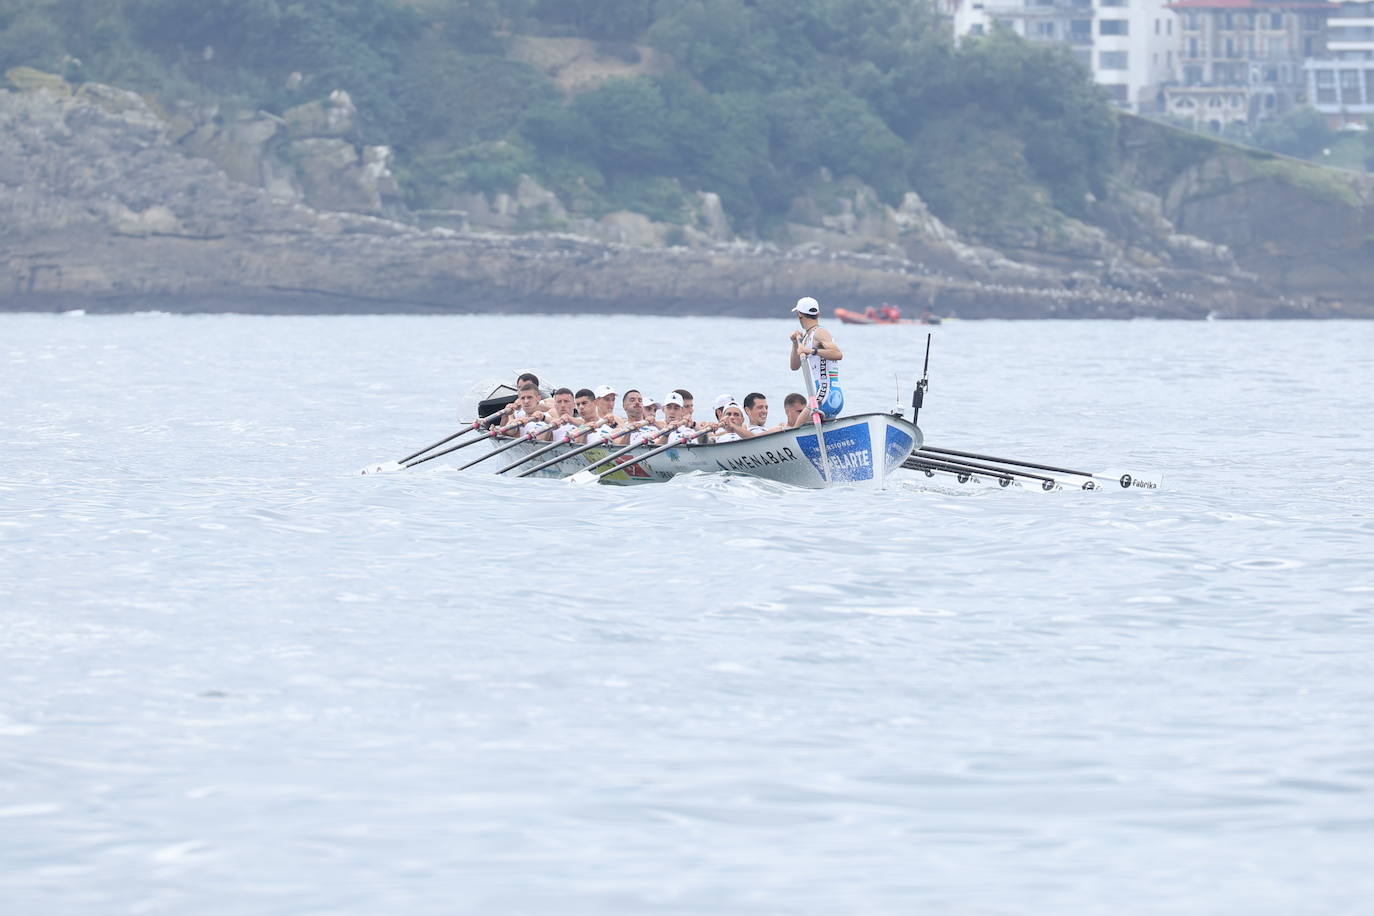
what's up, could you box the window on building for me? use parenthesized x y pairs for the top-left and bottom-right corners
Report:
(1185, 11), (1199, 30)
(1265, 94), (1276, 108)
(1270, 12), (1282, 29)
(1101, 0), (1127, 6)
(1188, 37), (1199, 58)
(1366, 70), (1374, 100)
(1304, 36), (1315, 55)
(1341, 69), (1362, 103)
(1100, 50), (1129, 69)
(1231, 94), (1244, 107)
(1315, 69), (1338, 105)
(1221, 12), (1233, 29)
(1070, 19), (1092, 41)
(1100, 19), (1128, 35)
(1208, 97), (1223, 108)
(1168, 18), (1172, 35)
(1302, 13), (1321, 30)
(1035, 21), (1055, 37)
(1226, 37), (1236, 57)
(1264, 66), (1278, 82)
(1173, 96), (1196, 110)
(1184, 65), (1204, 84)
(1168, 50), (1173, 67)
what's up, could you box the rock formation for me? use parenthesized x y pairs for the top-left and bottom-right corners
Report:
(0, 71), (1366, 318)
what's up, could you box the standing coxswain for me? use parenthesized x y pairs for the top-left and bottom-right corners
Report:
(788, 296), (844, 424)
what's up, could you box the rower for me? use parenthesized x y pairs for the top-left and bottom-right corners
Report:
(742, 392), (770, 437)
(711, 393), (737, 421)
(674, 389), (696, 426)
(510, 382), (552, 441)
(590, 384), (624, 443)
(713, 403), (748, 443)
(664, 391), (703, 445)
(782, 392), (806, 428)
(547, 387), (581, 443)
(517, 371), (555, 411)
(571, 388), (599, 442)
(624, 393), (663, 446)
(594, 384), (621, 425)
(788, 296), (844, 423)
(622, 389), (646, 424)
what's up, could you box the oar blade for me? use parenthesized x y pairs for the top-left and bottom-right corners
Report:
(567, 469), (601, 485)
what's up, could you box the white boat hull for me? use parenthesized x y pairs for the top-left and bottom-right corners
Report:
(475, 413), (921, 489)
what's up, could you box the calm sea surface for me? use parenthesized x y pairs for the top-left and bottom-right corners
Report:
(2, 313), (1372, 914)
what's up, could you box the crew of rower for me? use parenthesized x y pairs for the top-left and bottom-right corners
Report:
(496, 378), (807, 446)
(492, 296), (843, 446)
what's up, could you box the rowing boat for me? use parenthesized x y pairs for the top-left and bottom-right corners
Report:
(480, 412), (920, 489)
(834, 308), (941, 326)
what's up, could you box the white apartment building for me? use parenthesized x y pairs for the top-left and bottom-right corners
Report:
(946, 0), (1179, 112)
(1304, 0), (1374, 124)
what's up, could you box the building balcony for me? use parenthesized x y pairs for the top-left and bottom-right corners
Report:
(982, 1), (1092, 17)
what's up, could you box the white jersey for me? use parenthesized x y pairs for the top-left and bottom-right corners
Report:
(550, 422), (580, 443)
(630, 424), (662, 447)
(748, 425), (768, 435)
(802, 326), (839, 398)
(714, 432), (742, 444)
(513, 408), (550, 438)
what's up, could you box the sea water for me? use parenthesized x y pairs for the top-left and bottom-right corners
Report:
(2, 313), (1372, 914)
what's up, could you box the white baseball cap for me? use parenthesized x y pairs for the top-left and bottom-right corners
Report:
(662, 392), (685, 408)
(593, 384), (616, 398)
(792, 296), (821, 316)
(712, 393), (736, 411)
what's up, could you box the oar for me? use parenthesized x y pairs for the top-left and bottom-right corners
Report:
(495, 423), (595, 475)
(360, 415), (499, 475)
(908, 453), (1063, 490)
(455, 424), (549, 472)
(799, 355), (832, 484)
(918, 446), (1160, 490)
(515, 424), (628, 478)
(572, 427), (694, 485)
(406, 419), (521, 469)
(566, 424), (683, 484)
(905, 455), (1055, 490)
(906, 458), (1016, 489)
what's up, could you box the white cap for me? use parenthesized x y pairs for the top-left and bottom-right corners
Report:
(662, 392), (685, 408)
(593, 384), (616, 398)
(712, 393), (736, 411)
(792, 296), (821, 316)
(642, 394), (661, 408)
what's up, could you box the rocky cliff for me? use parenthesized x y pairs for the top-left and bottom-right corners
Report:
(0, 74), (1367, 318)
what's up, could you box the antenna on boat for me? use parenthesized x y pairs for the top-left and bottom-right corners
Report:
(912, 333), (932, 427)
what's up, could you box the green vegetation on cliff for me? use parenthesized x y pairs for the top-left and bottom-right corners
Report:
(0, 0), (1117, 238)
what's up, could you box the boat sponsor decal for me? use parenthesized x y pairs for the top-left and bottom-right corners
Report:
(797, 424), (874, 482)
(714, 446), (800, 473)
(611, 454), (652, 478)
(884, 425), (914, 471)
